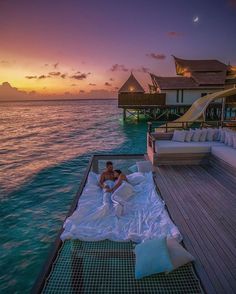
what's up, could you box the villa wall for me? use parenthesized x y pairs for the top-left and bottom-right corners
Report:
(164, 88), (222, 105)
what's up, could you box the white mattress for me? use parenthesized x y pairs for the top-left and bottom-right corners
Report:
(211, 146), (236, 168)
(61, 172), (182, 243)
(155, 140), (224, 154)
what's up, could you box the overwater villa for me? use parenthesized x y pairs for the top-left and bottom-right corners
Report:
(119, 56), (236, 120)
(32, 62), (236, 294)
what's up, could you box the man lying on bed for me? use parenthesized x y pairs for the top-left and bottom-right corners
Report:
(99, 161), (115, 189)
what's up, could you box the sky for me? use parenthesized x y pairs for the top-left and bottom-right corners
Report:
(0, 0), (236, 100)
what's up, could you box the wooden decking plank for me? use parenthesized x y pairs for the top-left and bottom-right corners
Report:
(182, 165), (236, 245)
(155, 171), (218, 294)
(167, 166), (236, 291)
(155, 164), (236, 294)
(161, 166), (235, 293)
(178, 165), (236, 240)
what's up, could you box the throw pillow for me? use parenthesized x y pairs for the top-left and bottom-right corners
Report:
(127, 172), (146, 185)
(112, 182), (134, 203)
(135, 237), (173, 279)
(128, 164), (138, 173)
(167, 239), (195, 270)
(233, 134), (236, 149)
(185, 130), (194, 142)
(199, 129), (207, 142)
(136, 161), (153, 173)
(172, 130), (186, 142)
(206, 128), (214, 141)
(191, 129), (201, 142)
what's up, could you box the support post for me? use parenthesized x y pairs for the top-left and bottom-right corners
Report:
(123, 108), (126, 121)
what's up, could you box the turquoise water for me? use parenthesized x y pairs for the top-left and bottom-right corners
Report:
(0, 100), (147, 293)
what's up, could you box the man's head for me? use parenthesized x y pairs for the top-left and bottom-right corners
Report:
(106, 161), (113, 172)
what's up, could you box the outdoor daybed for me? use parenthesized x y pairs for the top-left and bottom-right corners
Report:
(147, 128), (236, 168)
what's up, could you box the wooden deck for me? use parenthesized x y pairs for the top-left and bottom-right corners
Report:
(154, 164), (236, 294)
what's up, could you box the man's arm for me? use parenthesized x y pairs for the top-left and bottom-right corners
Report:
(99, 172), (105, 188)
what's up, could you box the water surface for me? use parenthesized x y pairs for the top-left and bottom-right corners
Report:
(0, 100), (147, 293)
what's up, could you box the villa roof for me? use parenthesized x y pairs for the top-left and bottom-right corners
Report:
(119, 73), (145, 93)
(150, 74), (224, 90)
(191, 71), (226, 85)
(173, 56), (228, 74)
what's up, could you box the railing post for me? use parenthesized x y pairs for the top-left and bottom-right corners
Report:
(147, 121), (152, 133)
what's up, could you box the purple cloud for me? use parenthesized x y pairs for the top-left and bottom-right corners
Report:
(136, 66), (150, 73)
(146, 53), (166, 60)
(105, 82), (112, 86)
(61, 73), (67, 79)
(70, 72), (90, 80)
(110, 64), (129, 72)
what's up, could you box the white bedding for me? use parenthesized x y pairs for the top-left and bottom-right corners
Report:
(61, 172), (182, 243)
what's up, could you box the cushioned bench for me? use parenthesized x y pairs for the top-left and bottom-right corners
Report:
(147, 130), (236, 167)
(211, 145), (236, 168)
(155, 141), (223, 154)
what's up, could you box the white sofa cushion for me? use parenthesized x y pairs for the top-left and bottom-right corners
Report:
(172, 130), (186, 142)
(211, 146), (236, 168)
(155, 140), (224, 154)
(191, 129), (202, 142)
(185, 129), (194, 142)
(199, 129), (208, 142)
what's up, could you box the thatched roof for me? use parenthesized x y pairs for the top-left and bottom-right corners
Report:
(119, 73), (145, 93)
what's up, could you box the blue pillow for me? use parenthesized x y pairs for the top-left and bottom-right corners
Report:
(128, 164), (138, 173)
(134, 237), (173, 279)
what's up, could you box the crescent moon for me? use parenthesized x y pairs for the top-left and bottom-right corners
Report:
(193, 16), (199, 23)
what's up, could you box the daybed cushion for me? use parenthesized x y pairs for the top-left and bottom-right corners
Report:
(135, 237), (173, 279)
(211, 146), (236, 168)
(155, 140), (224, 154)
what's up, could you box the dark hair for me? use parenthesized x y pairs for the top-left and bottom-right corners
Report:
(106, 161), (113, 166)
(114, 169), (122, 175)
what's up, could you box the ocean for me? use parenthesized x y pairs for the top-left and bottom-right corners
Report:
(0, 99), (147, 293)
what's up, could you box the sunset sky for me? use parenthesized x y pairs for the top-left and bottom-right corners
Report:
(0, 0), (236, 100)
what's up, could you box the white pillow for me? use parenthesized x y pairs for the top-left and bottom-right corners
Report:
(191, 129), (201, 142)
(87, 172), (99, 185)
(128, 164), (138, 173)
(233, 134), (236, 149)
(112, 182), (134, 203)
(136, 161), (153, 173)
(172, 130), (186, 142)
(213, 129), (219, 141)
(219, 128), (226, 142)
(206, 128), (214, 141)
(127, 172), (146, 185)
(226, 131), (234, 147)
(199, 129), (207, 142)
(185, 130), (194, 142)
(167, 239), (195, 270)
